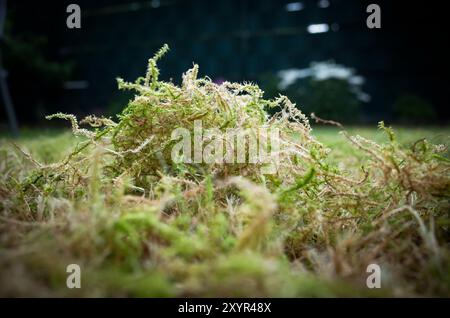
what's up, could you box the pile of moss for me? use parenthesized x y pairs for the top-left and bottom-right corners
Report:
(0, 46), (449, 297)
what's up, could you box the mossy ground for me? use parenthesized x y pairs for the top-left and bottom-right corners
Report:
(0, 47), (449, 297)
(0, 126), (448, 297)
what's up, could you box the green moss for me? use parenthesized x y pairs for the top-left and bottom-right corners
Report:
(1, 46), (449, 297)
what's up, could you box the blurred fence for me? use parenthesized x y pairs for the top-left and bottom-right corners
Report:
(2, 0), (449, 126)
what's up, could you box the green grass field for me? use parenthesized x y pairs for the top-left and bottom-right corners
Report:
(3, 126), (450, 165)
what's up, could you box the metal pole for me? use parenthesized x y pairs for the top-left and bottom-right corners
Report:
(0, 0), (19, 137)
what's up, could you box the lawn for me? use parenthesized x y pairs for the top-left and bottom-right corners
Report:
(3, 126), (450, 166)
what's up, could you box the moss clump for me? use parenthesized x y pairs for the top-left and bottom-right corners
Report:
(0, 46), (449, 297)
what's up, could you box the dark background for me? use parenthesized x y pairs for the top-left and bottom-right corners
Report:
(1, 0), (449, 130)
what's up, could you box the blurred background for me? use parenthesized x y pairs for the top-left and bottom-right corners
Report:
(1, 0), (449, 135)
